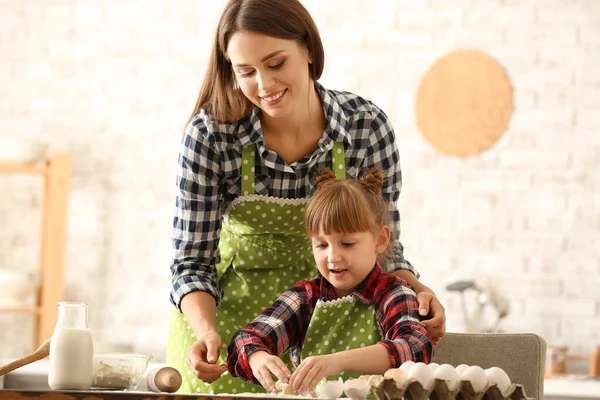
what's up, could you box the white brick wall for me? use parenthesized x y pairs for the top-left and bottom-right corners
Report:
(0, 0), (599, 362)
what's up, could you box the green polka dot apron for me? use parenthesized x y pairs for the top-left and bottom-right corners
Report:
(300, 295), (381, 389)
(167, 142), (347, 394)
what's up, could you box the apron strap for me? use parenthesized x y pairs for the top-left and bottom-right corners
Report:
(332, 142), (346, 180)
(241, 145), (255, 195)
(241, 142), (346, 194)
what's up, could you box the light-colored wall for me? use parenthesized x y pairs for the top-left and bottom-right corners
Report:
(1, 0), (599, 361)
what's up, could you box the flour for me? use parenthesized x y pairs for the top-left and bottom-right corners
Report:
(228, 381), (316, 398)
(91, 360), (138, 390)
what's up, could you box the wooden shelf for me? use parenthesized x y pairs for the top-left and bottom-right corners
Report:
(0, 163), (47, 175)
(0, 306), (41, 314)
(0, 153), (71, 350)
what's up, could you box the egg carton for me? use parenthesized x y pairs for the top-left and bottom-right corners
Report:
(370, 377), (532, 400)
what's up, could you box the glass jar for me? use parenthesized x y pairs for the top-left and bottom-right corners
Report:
(48, 302), (94, 390)
(545, 345), (568, 378)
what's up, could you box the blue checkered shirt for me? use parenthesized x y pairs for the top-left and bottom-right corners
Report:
(170, 83), (418, 311)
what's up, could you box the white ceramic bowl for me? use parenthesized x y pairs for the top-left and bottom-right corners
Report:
(0, 268), (40, 306)
(0, 137), (48, 164)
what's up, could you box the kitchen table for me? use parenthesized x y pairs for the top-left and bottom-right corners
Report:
(0, 391), (290, 400)
(544, 376), (600, 399)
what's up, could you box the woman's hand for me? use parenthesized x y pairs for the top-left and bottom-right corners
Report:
(416, 291), (446, 344)
(290, 355), (341, 393)
(248, 351), (292, 392)
(389, 271), (447, 345)
(186, 331), (228, 383)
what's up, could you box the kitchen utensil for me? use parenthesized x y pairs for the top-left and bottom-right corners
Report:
(146, 366), (182, 393)
(446, 280), (510, 333)
(0, 339), (50, 377)
(91, 353), (152, 390)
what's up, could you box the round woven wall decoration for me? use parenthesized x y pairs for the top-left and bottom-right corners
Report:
(415, 49), (513, 157)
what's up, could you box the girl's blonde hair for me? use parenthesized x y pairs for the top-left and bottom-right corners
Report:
(305, 168), (392, 260)
(187, 0), (325, 125)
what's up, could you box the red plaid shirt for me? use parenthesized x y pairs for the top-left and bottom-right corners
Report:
(227, 265), (434, 382)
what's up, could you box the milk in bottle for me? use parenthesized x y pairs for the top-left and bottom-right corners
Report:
(48, 302), (94, 390)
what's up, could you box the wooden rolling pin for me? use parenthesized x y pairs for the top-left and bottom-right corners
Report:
(0, 338), (50, 377)
(146, 367), (183, 393)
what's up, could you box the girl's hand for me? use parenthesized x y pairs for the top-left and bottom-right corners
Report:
(290, 355), (342, 393)
(248, 351), (292, 392)
(417, 291), (446, 344)
(186, 331), (228, 383)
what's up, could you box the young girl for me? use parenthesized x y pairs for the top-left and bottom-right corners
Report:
(227, 168), (434, 394)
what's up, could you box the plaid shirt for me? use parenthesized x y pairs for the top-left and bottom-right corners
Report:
(227, 266), (434, 383)
(170, 83), (417, 310)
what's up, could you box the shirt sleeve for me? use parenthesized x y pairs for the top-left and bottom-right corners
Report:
(365, 106), (419, 278)
(169, 115), (225, 311)
(226, 281), (313, 383)
(374, 276), (434, 367)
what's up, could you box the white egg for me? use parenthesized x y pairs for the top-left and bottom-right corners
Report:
(399, 360), (415, 373)
(343, 378), (371, 400)
(384, 368), (408, 388)
(316, 378), (344, 399)
(485, 367), (512, 394)
(427, 362), (439, 374)
(455, 363), (470, 376)
(460, 365), (488, 393)
(407, 362), (434, 390)
(433, 363), (460, 391)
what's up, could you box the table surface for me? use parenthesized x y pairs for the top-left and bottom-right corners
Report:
(3, 370), (600, 399)
(0, 390), (316, 400)
(543, 376), (600, 399)
(4, 380), (600, 400)
(0, 390), (284, 400)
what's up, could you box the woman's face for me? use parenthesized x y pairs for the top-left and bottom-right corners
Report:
(227, 31), (313, 119)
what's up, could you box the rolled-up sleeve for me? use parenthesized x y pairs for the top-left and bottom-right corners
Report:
(169, 115), (225, 311)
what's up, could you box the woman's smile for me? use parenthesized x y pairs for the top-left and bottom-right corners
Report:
(260, 89), (287, 106)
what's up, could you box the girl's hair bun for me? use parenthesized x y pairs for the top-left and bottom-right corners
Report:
(359, 168), (384, 195)
(315, 167), (337, 190)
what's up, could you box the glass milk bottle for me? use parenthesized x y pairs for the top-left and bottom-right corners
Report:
(48, 302), (94, 390)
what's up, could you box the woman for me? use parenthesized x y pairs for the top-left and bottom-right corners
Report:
(167, 0), (446, 394)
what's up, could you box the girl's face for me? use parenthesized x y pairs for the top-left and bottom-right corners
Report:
(311, 227), (390, 298)
(226, 31), (313, 119)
